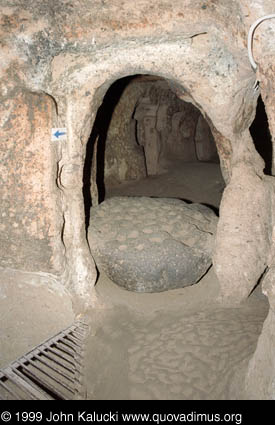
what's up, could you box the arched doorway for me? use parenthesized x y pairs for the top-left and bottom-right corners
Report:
(83, 74), (223, 231)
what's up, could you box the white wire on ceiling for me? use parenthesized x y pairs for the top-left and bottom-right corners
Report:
(248, 14), (275, 71)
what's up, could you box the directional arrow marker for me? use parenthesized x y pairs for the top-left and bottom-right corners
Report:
(51, 128), (67, 141)
(54, 130), (66, 138)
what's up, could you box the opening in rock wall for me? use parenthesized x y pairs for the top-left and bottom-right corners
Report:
(83, 75), (224, 231)
(83, 76), (135, 229)
(250, 95), (272, 175)
(81, 78), (268, 401)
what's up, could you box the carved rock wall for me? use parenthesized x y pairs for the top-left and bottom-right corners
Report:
(244, 59), (275, 400)
(0, 89), (63, 272)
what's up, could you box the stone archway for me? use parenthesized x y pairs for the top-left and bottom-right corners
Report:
(82, 73), (223, 294)
(48, 28), (275, 401)
(47, 32), (266, 308)
(83, 74), (221, 215)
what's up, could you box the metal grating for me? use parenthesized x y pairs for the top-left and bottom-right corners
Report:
(0, 320), (89, 400)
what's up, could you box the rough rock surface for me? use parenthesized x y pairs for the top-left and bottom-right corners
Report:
(88, 197), (217, 292)
(213, 164), (272, 302)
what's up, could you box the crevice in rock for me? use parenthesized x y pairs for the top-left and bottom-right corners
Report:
(249, 95), (272, 176)
(83, 75), (139, 230)
(248, 266), (269, 298)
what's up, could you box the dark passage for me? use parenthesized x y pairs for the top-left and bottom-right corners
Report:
(83, 74), (221, 232)
(83, 76), (136, 230)
(250, 95), (272, 175)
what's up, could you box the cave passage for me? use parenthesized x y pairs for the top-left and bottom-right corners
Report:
(83, 75), (223, 230)
(250, 95), (272, 175)
(83, 76), (136, 229)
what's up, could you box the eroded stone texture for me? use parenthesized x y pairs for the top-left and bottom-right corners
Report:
(213, 163), (272, 302)
(88, 197), (217, 292)
(245, 276), (275, 399)
(195, 115), (218, 162)
(240, 8), (275, 397)
(244, 176), (275, 399)
(0, 90), (63, 273)
(97, 78), (147, 187)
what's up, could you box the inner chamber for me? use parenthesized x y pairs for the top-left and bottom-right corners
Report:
(83, 74), (224, 230)
(82, 76), (270, 400)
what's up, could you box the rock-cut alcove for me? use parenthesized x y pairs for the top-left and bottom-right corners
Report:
(83, 75), (223, 231)
(82, 74), (227, 296)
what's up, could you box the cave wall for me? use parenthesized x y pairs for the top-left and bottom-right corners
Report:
(100, 77), (147, 187)
(195, 115), (218, 162)
(0, 88), (63, 273)
(244, 58), (275, 400)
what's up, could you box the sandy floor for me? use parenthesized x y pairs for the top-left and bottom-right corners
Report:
(0, 268), (75, 369)
(0, 160), (269, 400)
(83, 160), (268, 400)
(84, 271), (267, 400)
(106, 160), (225, 211)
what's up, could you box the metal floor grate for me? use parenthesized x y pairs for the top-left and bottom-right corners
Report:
(0, 320), (89, 400)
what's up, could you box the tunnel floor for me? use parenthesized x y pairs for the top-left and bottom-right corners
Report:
(0, 161), (269, 399)
(84, 160), (268, 400)
(105, 160), (225, 210)
(84, 276), (267, 400)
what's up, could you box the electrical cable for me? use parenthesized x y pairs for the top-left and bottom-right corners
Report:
(248, 14), (275, 71)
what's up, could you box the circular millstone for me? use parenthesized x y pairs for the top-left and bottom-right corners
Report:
(88, 196), (218, 292)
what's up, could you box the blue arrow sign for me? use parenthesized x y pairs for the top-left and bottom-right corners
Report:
(51, 128), (67, 141)
(54, 130), (66, 138)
